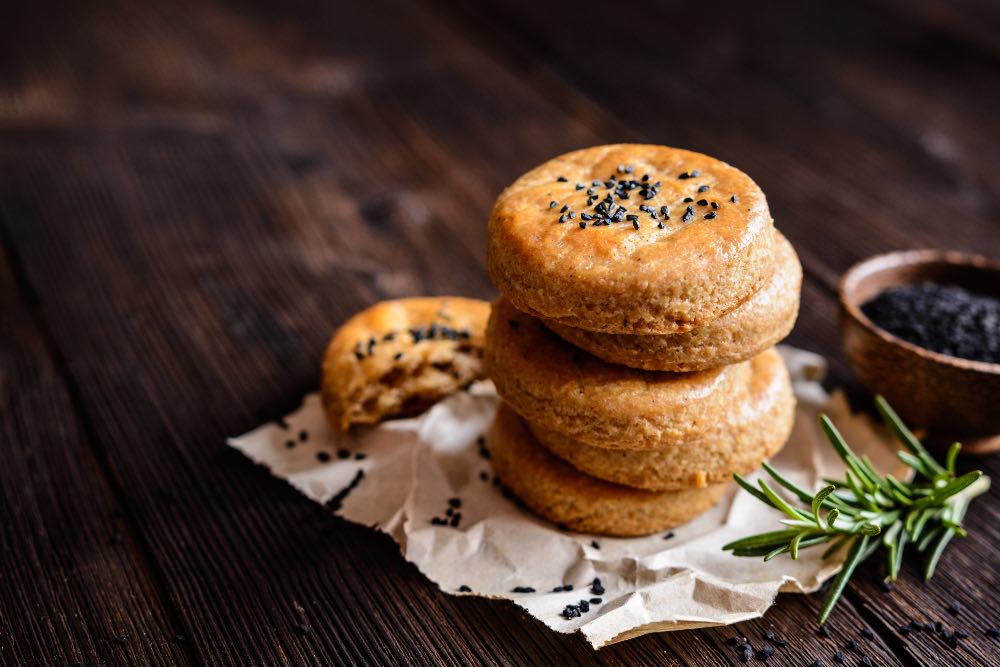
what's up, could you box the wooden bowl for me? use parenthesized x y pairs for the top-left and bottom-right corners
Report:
(839, 250), (1000, 455)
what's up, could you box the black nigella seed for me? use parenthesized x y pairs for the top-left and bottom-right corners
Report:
(431, 517), (446, 525)
(678, 172), (692, 180)
(295, 623), (310, 635)
(579, 221), (586, 229)
(691, 170), (701, 177)
(758, 645), (775, 661)
(986, 626), (1000, 638)
(711, 201), (719, 209)
(448, 498), (462, 508)
(354, 351), (364, 361)
(847, 639), (861, 653)
(581, 213), (593, 221)
(337, 448), (350, 459)
(625, 214), (638, 221)
(697, 198), (708, 206)
(591, 578), (605, 595)
(449, 513), (461, 527)
(808, 660), (823, 667)
(561, 605), (581, 619)
(833, 649), (845, 663)
(698, 185), (710, 192)
(592, 180), (602, 187)
(568, 212), (575, 219)
(948, 602), (962, 616)
(861, 657), (872, 666)
(459, 585), (471, 592)
(625, 165), (633, 173)
(683, 206), (694, 222)
(955, 629), (968, 639)
(299, 430), (308, 442)
(578, 600), (590, 612)
(818, 625), (831, 638)
(587, 188), (596, 196)
(935, 621), (943, 633)
(731, 194), (739, 203)
(512, 586), (535, 593)
(898, 625), (910, 635)
(591, 540), (601, 549)
(861, 627), (874, 640)
(728, 636), (741, 646)
(316, 451), (331, 463)
(559, 215), (567, 223)
(660, 206), (669, 215)
(479, 471), (489, 481)
(575, 183), (584, 190)
(285, 440), (296, 449)
(705, 212), (717, 219)
(764, 630), (777, 641)
(560, 205), (568, 213)
(641, 174), (649, 182)
(445, 507), (453, 517)
(741, 645), (753, 662)
(683, 196), (694, 202)
(632, 220), (640, 230)
(657, 221), (665, 229)
(549, 201), (557, 208)
(393, 352), (403, 361)
(354, 452), (366, 460)
(590, 597), (602, 604)
(557, 176), (567, 182)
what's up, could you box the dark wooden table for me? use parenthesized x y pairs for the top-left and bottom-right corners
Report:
(2, 1), (999, 665)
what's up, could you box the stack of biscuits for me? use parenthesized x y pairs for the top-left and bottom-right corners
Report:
(484, 144), (801, 537)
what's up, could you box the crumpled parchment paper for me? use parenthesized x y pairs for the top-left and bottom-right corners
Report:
(229, 346), (901, 648)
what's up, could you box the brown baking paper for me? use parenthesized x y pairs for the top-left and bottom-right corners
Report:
(229, 346), (902, 648)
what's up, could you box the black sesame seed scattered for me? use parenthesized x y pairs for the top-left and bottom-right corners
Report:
(354, 351), (365, 361)
(632, 219), (640, 230)
(809, 660), (824, 667)
(450, 513), (462, 527)
(549, 201), (557, 208)
(625, 165), (634, 173)
(764, 630), (777, 641)
(590, 597), (602, 604)
(833, 649), (845, 663)
(587, 188), (596, 196)
(431, 517), (446, 525)
(934, 621), (943, 633)
(705, 212), (717, 220)
(657, 221), (665, 229)
(948, 602), (962, 616)
(393, 351), (403, 361)
(591, 540), (601, 549)
(568, 212), (575, 219)
(660, 206), (669, 216)
(445, 507), (454, 517)
(847, 639), (861, 653)
(479, 470), (489, 481)
(459, 585), (472, 592)
(448, 497), (462, 508)
(711, 201), (719, 209)
(898, 625), (910, 636)
(757, 645), (775, 661)
(512, 586), (535, 593)
(559, 215), (567, 223)
(683, 206), (694, 222)
(861, 627), (874, 640)
(578, 221), (586, 229)
(728, 636), (742, 646)
(678, 172), (692, 180)
(818, 625), (831, 638)
(336, 449), (350, 459)
(575, 183), (584, 190)
(591, 578), (605, 595)
(557, 176), (568, 182)
(731, 194), (739, 203)
(285, 440), (296, 449)
(316, 451), (331, 463)
(354, 452), (366, 460)
(741, 645), (753, 662)
(295, 623), (311, 635)
(861, 656), (872, 666)
(560, 205), (568, 213)
(561, 604), (581, 619)
(697, 198), (708, 206)
(299, 430), (308, 442)
(683, 196), (694, 202)
(986, 626), (1000, 638)
(113, 635), (127, 646)
(698, 185), (710, 192)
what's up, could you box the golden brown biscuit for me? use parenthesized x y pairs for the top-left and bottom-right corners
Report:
(489, 402), (729, 536)
(485, 296), (754, 450)
(542, 232), (801, 371)
(487, 144), (775, 335)
(529, 349), (795, 490)
(321, 297), (490, 431)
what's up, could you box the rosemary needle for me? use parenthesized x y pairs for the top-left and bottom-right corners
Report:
(722, 396), (990, 624)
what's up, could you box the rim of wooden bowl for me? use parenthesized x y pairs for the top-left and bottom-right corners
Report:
(839, 249), (1000, 376)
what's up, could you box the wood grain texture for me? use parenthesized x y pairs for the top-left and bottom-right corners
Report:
(0, 0), (997, 664)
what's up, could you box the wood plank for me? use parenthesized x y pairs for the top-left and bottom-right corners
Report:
(0, 0), (995, 664)
(0, 242), (193, 665)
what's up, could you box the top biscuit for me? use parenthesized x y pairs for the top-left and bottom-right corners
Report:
(487, 144), (775, 334)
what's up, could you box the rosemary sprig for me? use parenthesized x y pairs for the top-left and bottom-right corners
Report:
(722, 395), (990, 624)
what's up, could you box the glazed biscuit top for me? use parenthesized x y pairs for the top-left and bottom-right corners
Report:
(487, 144), (774, 333)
